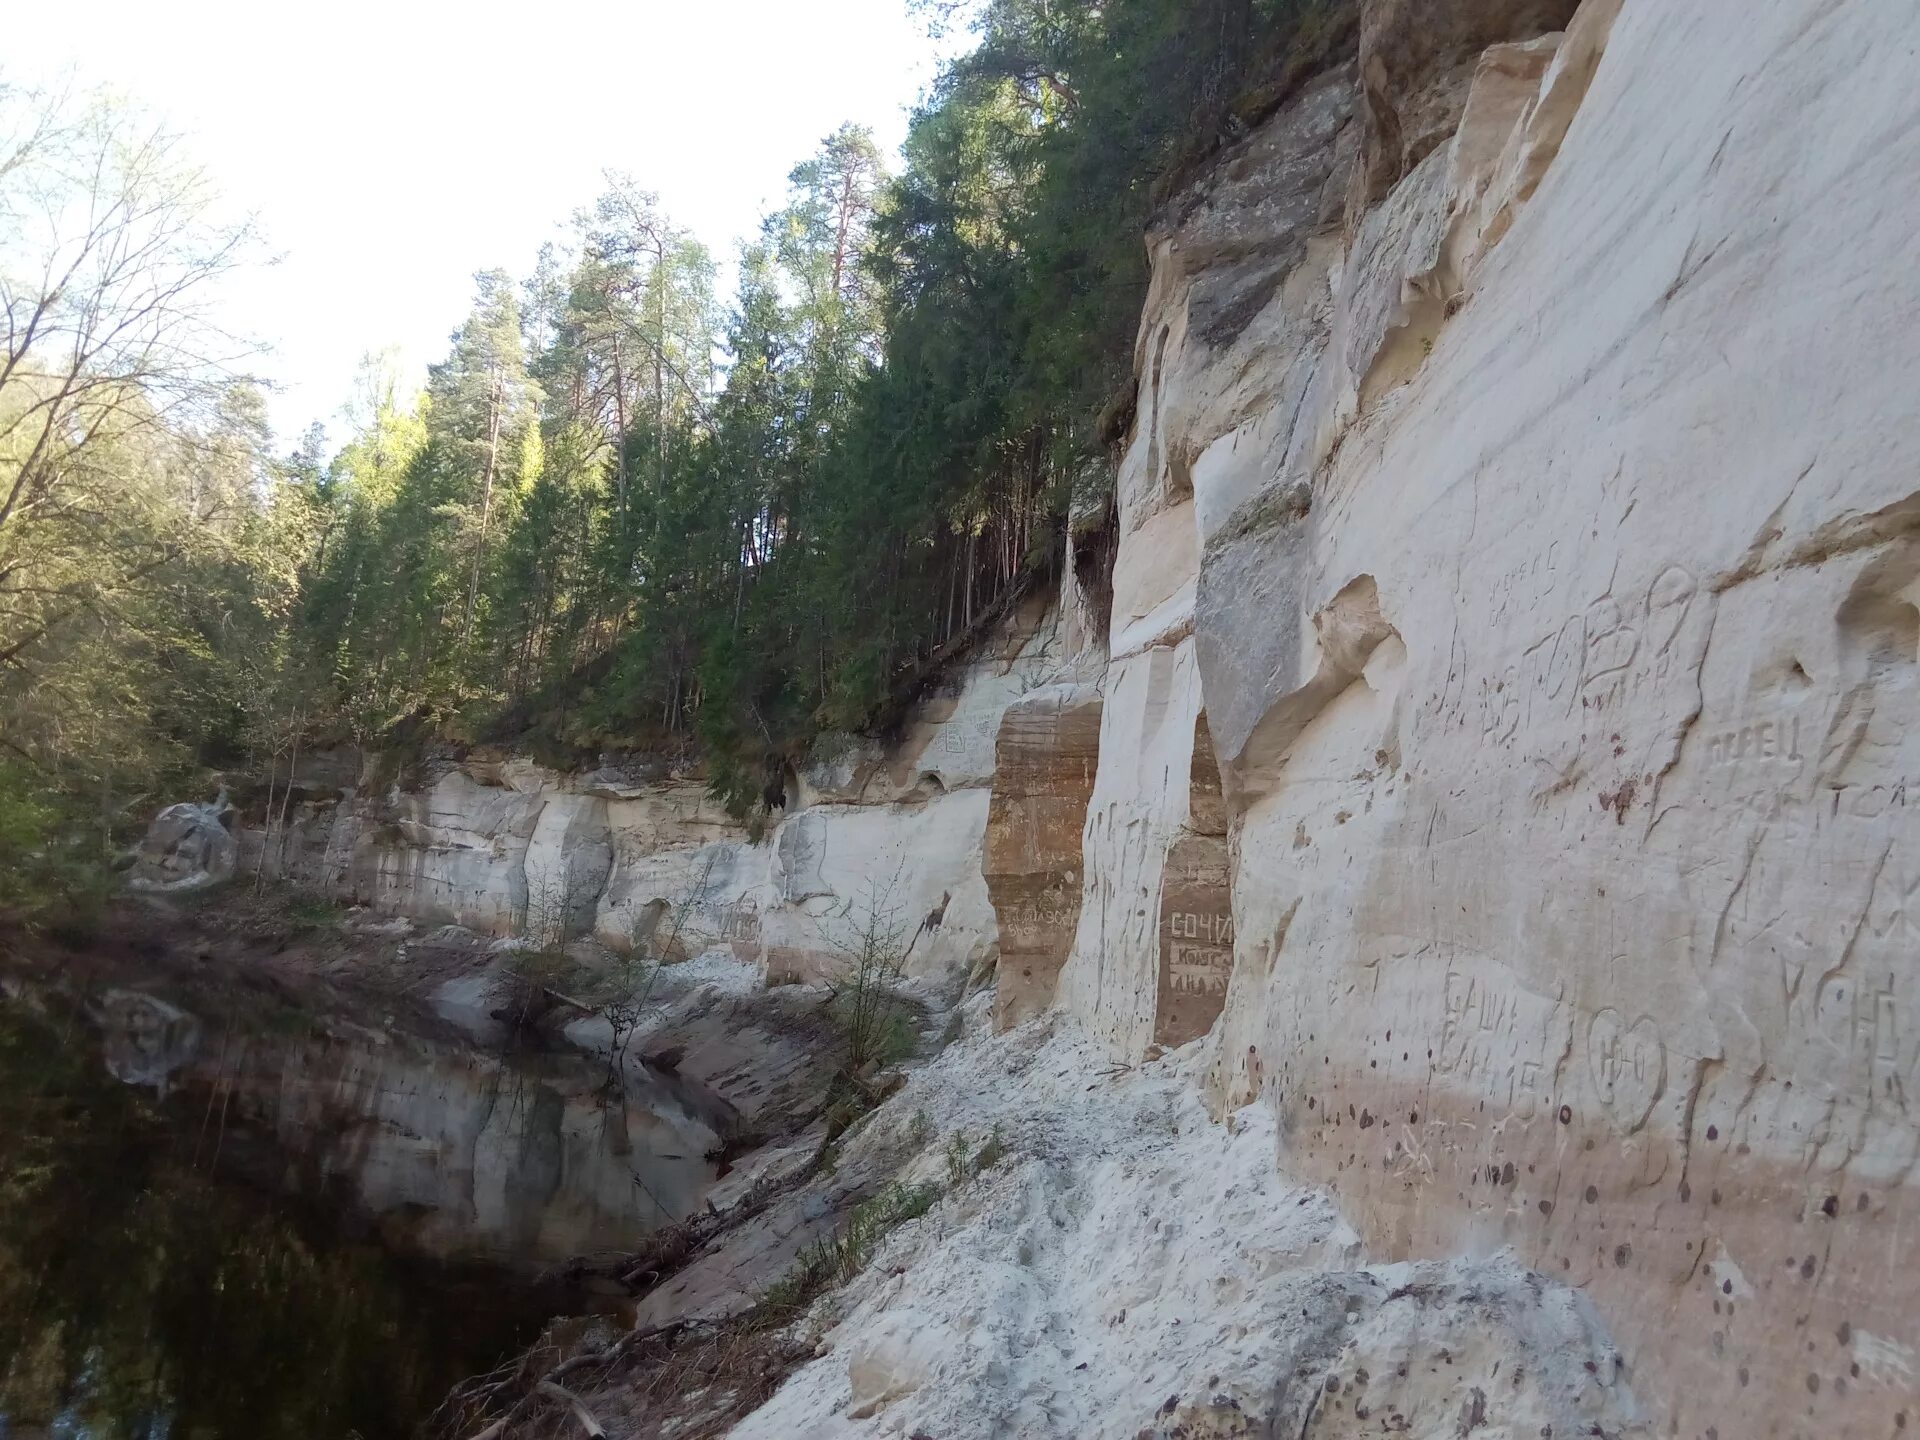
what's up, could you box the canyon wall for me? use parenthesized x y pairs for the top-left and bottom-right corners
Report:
(244, 596), (1100, 997)
(202, 3), (1920, 1431)
(1053, 0), (1920, 1435)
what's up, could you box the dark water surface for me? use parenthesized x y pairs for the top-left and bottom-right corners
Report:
(0, 980), (566, 1440)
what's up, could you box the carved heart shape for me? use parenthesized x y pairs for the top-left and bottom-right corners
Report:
(1588, 1007), (1667, 1134)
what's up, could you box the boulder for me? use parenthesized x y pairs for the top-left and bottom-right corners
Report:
(129, 797), (238, 893)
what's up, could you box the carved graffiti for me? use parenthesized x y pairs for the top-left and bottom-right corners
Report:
(1168, 909), (1234, 944)
(1167, 939), (1233, 997)
(776, 813), (831, 903)
(1438, 969), (1520, 1068)
(1812, 976), (1911, 1114)
(1587, 1007), (1667, 1134)
(1154, 830), (1234, 1047)
(715, 895), (760, 941)
(1454, 564), (1708, 752)
(1432, 963), (1555, 1118)
(999, 898), (1080, 929)
(1486, 542), (1562, 626)
(1706, 714), (1807, 769)
(938, 716), (997, 757)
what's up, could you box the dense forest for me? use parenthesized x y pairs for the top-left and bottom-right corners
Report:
(0, 0), (1350, 912)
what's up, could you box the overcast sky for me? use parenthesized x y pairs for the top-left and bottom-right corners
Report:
(9, 0), (951, 444)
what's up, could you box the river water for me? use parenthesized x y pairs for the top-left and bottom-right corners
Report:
(0, 952), (648, 1440)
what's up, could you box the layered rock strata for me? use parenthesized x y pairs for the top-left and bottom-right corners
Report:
(1063, 0), (1920, 1434)
(982, 683), (1103, 1027)
(246, 599), (1095, 996)
(191, 4), (1920, 1430)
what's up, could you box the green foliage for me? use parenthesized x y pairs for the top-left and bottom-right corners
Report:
(0, 85), (323, 919)
(267, 6), (1356, 819)
(283, 892), (347, 935)
(825, 875), (920, 1072)
(833, 985), (920, 1072)
(759, 1180), (942, 1318)
(944, 1122), (1012, 1187)
(0, 765), (103, 920)
(4, 11), (1359, 870)
(972, 1121), (1010, 1174)
(944, 1128), (972, 1189)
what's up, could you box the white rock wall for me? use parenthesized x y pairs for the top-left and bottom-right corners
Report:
(249, 602), (1090, 996)
(1069, 0), (1920, 1434)
(1054, 642), (1210, 1055)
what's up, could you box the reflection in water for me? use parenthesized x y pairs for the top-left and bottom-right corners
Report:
(0, 991), (563, 1440)
(73, 981), (726, 1273)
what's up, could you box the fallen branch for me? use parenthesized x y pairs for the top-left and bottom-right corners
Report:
(536, 1382), (608, 1439)
(546, 1317), (693, 1384)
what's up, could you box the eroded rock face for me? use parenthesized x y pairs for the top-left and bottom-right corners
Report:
(1153, 715), (1232, 1047)
(239, 602), (1089, 995)
(1051, 54), (1359, 1060)
(797, 594), (1074, 807)
(759, 788), (999, 988)
(984, 683), (1103, 1027)
(1071, 0), (1920, 1434)
(1055, 642), (1201, 1054)
(1347, 0), (1581, 216)
(130, 799), (239, 893)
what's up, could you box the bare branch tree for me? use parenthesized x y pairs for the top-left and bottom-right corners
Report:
(817, 860), (918, 1073)
(0, 79), (262, 704)
(602, 850), (721, 1090)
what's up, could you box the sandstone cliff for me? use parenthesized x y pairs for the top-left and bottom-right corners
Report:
(238, 594), (1100, 999)
(1044, 0), (1920, 1434)
(182, 3), (1920, 1433)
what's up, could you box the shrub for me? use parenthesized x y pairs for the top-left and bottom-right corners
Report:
(0, 765), (111, 930)
(824, 868), (920, 1072)
(760, 1181), (942, 1318)
(945, 1130), (973, 1189)
(944, 1123), (1012, 1188)
(972, 1123), (1009, 1174)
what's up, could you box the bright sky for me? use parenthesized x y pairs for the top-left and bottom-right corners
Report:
(8, 0), (952, 445)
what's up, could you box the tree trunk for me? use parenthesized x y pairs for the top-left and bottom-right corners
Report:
(463, 369), (506, 646)
(612, 340), (629, 515)
(654, 234), (668, 498)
